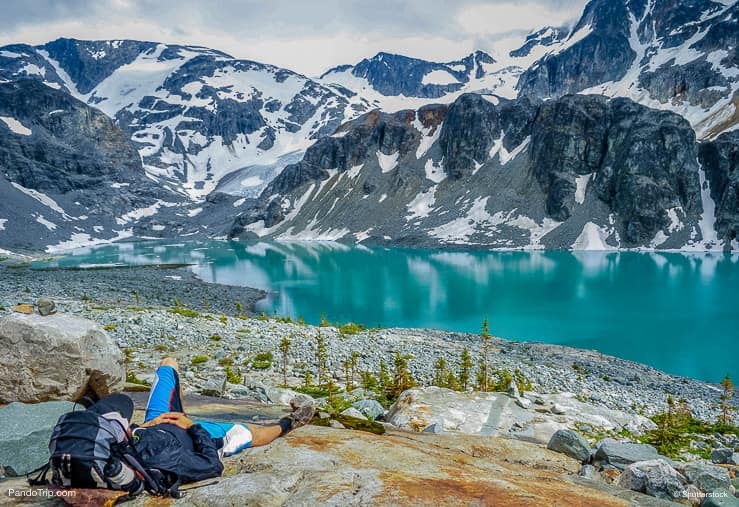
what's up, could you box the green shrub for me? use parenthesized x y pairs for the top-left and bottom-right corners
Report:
(338, 322), (365, 336)
(251, 351), (273, 370)
(126, 371), (150, 386)
(209, 334), (222, 341)
(224, 365), (242, 384)
(294, 384), (344, 398)
(191, 355), (209, 366)
(319, 313), (330, 327)
(218, 357), (233, 367)
(638, 399), (739, 458)
(168, 307), (202, 318)
(103, 324), (118, 331)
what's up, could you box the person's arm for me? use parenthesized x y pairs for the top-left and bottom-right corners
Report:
(157, 413), (224, 482)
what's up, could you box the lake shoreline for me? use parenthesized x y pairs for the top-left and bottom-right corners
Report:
(0, 261), (735, 427)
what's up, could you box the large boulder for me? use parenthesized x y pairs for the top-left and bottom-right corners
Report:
(547, 429), (592, 463)
(594, 439), (673, 470)
(185, 426), (647, 506)
(265, 386), (314, 407)
(385, 387), (655, 445)
(352, 399), (385, 420)
(700, 488), (739, 507)
(0, 401), (74, 475)
(616, 459), (687, 502)
(0, 313), (125, 403)
(682, 463), (731, 493)
(711, 448), (739, 465)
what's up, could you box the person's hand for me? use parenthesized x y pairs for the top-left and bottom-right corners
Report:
(139, 413), (169, 428)
(141, 412), (194, 429)
(159, 412), (195, 429)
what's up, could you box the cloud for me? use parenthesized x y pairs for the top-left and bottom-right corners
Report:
(0, 0), (589, 75)
(456, 1), (585, 35)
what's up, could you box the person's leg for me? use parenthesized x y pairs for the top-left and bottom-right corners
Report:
(144, 357), (185, 422)
(245, 424), (282, 447)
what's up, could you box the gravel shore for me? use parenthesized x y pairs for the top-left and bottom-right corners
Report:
(0, 263), (265, 315)
(0, 262), (734, 424)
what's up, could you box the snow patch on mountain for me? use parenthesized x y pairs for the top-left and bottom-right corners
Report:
(421, 70), (458, 86)
(0, 116), (32, 135)
(34, 214), (57, 231)
(406, 186), (437, 220)
(572, 222), (611, 250)
(697, 160), (718, 247)
(575, 173), (593, 204)
(429, 197), (493, 243)
(499, 136), (530, 166)
(377, 151), (399, 173)
(424, 159), (446, 183)
(46, 229), (134, 254)
(10, 182), (72, 218)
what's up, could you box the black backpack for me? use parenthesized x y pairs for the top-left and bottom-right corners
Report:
(28, 408), (180, 498)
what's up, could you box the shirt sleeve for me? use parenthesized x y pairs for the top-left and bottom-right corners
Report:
(176, 424), (224, 482)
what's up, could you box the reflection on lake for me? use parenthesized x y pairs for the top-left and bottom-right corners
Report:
(39, 240), (739, 383)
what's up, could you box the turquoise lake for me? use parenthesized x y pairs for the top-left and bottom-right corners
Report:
(41, 240), (738, 383)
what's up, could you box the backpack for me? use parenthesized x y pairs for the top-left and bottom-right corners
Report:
(28, 408), (180, 498)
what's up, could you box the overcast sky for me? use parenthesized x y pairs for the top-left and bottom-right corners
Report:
(0, 0), (588, 76)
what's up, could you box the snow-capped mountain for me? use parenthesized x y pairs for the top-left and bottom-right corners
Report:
(517, 0), (739, 140)
(0, 38), (369, 200)
(319, 50), (523, 111)
(322, 0), (738, 140)
(1, 0), (738, 252)
(0, 80), (182, 252)
(230, 92), (738, 251)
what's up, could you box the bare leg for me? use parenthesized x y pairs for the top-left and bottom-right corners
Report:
(244, 423), (282, 447)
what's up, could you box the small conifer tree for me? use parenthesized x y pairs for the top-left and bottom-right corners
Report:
(279, 336), (291, 387)
(391, 352), (416, 398)
(459, 348), (473, 391)
(433, 357), (447, 387)
(350, 351), (359, 391)
(719, 375), (735, 426)
(478, 317), (492, 391)
(315, 331), (328, 387)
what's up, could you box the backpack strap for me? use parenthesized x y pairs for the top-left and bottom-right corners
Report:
(26, 462), (51, 486)
(120, 452), (179, 497)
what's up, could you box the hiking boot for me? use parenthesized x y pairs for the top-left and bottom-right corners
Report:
(288, 399), (314, 430)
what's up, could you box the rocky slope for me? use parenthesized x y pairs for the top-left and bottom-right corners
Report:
(0, 80), (181, 252)
(700, 131), (739, 247)
(0, 38), (369, 201)
(516, 0), (739, 139)
(229, 92), (733, 250)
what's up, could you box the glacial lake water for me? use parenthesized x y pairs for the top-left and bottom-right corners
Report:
(39, 240), (738, 383)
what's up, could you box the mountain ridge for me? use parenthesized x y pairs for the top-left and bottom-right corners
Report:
(0, 0), (738, 252)
(229, 92), (737, 251)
